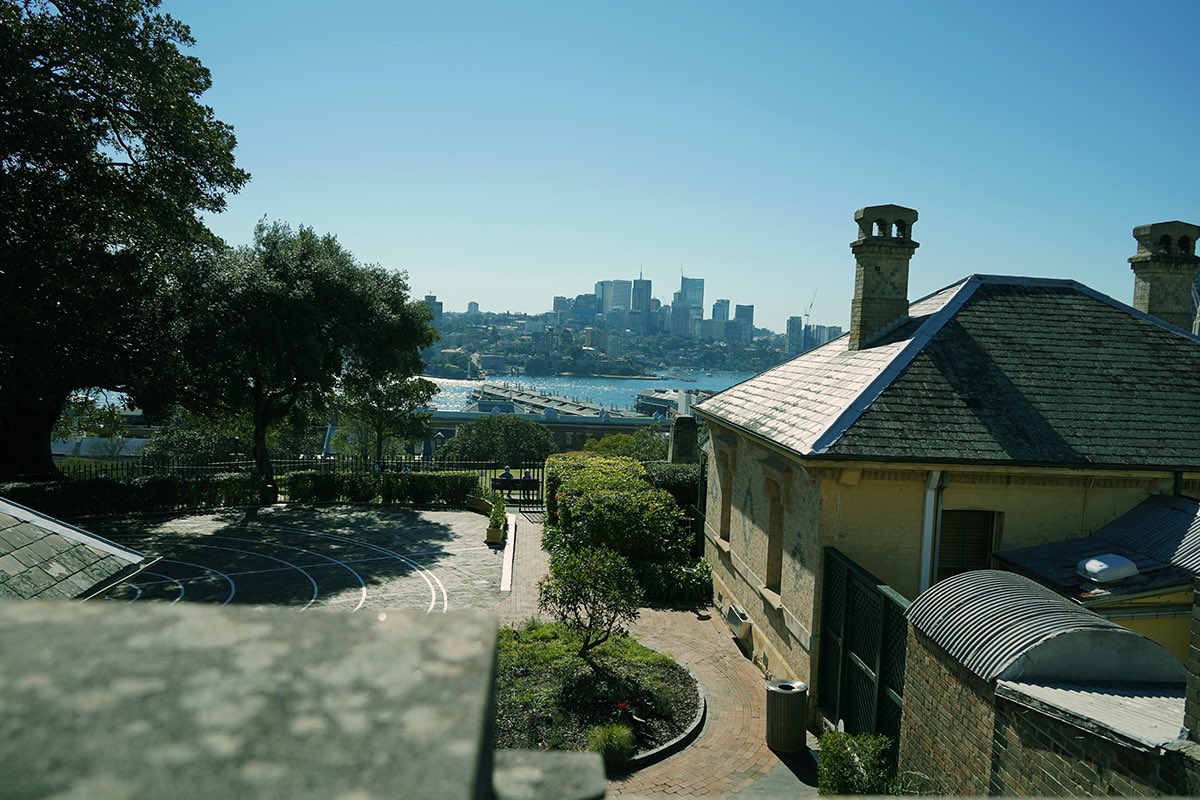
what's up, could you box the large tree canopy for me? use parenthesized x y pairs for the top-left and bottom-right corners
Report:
(168, 221), (437, 484)
(435, 415), (558, 467)
(0, 0), (248, 480)
(337, 376), (439, 463)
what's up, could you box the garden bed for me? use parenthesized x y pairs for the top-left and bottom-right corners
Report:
(494, 621), (699, 758)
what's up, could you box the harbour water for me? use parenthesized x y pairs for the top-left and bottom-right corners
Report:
(425, 371), (755, 411)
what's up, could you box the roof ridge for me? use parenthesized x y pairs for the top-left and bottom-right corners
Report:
(809, 277), (983, 454)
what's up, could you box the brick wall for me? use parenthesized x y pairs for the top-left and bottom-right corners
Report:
(991, 698), (1178, 795)
(897, 629), (994, 795)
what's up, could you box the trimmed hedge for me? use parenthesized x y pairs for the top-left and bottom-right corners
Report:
(281, 470), (476, 506)
(0, 473), (259, 518)
(642, 462), (701, 509)
(543, 453), (712, 605)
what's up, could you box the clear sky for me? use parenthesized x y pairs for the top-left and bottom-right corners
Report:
(164, 0), (1200, 332)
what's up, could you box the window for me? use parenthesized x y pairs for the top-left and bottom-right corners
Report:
(717, 451), (733, 543)
(936, 509), (998, 583)
(764, 478), (783, 593)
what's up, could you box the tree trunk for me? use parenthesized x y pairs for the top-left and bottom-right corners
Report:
(0, 395), (66, 482)
(251, 411), (274, 487)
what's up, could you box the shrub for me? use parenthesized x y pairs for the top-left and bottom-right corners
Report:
(283, 470), (320, 502)
(556, 486), (690, 565)
(816, 731), (895, 795)
(339, 473), (379, 502)
(642, 462), (701, 509)
(634, 558), (713, 605)
(587, 724), (635, 772)
(207, 472), (259, 506)
(378, 472), (410, 503)
(544, 452), (647, 522)
(129, 475), (179, 511)
(538, 547), (643, 657)
(489, 496), (507, 530)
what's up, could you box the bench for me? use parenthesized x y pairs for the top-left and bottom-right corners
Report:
(490, 477), (541, 502)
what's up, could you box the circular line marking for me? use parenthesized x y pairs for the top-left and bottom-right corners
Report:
(174, 542), (320, 611)
(140, 570), (186, 604)
(244, 523), (447, 613)
(204, 534), (367, 612)
(159, 558), (237, 606)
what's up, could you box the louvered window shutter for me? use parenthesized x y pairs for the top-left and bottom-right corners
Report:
(936, 509), (995, 583)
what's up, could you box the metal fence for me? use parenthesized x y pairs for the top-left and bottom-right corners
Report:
(47, 454), (547, 503)
(818, 547), (910, 763)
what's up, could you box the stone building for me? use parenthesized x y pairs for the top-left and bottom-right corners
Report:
(692, 204), (1200, 707)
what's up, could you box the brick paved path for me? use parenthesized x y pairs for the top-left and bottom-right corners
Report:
(607, 608), (788, 797)
(494, 511), (551, 626)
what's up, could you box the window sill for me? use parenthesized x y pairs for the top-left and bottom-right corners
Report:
(758, 585), (783, 612)
(714, 537), (731, 556)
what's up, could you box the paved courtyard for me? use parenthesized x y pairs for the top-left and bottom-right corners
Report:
(86, 505), (505, 613)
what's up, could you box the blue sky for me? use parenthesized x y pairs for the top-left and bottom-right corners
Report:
(165, 0), (1200, 332)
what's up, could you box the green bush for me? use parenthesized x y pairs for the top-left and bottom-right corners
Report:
(0, 473), (262, 517)
(556, 487), (690, 565)
(283, 470), (320, 502)
(130, 475), (179, 511)
(816, 731), (895, 795)
(489, 496), (507, 529)
(379, 472), (410, 503)
(208, 472), (259, 506)
(642, 462), (701, 509)
(538, 547), (642, 657)
(633, 558), (713, 605)
(587, 724), (635, 772)
(544, 452), (647, 523)
(339, 473), (379, 502)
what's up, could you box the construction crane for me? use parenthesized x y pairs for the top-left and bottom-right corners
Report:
(802, 290), (817, 351)
(803, 289), (817, 327)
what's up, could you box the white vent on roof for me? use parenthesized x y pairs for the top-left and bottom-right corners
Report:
(1077, 553), (1139, 583)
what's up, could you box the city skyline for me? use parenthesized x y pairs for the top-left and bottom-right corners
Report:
(166, 1), (1200, 332)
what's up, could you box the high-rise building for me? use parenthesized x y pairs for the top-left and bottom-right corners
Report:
(423, 294), (443, 322)
(712, 299), (730, 321)
(595, 280), (632, 313)
(680, 276), (704, 310)
(553, 296), (572, 313)
(467, 301), (480, 315)
(632, 278), (652, 312)
(786, 316), (804, 356)
(734, 304), (754, 328)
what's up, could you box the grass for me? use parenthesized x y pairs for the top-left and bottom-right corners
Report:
(494, 620), (699, 757)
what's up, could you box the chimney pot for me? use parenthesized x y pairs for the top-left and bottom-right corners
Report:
(1128, 220), (1200, 331)
(848, 204), (919, 350)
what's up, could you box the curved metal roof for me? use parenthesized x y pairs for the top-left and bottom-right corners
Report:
(906, 570), (1184, 683)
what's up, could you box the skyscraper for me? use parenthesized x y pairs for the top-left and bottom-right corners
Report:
(680, 276), (704, 310)
(712, 298), (730, 321)
(595, 279), (632, 313)
(632, 278), (652, 312)
(786, 316), (804, 356)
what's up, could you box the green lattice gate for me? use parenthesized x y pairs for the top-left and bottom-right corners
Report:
(818, 547), (910, 754)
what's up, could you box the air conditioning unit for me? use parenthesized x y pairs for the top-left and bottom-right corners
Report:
(725, 603), (752, 651)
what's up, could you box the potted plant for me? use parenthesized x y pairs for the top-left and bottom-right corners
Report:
(486, 497), (507, 544)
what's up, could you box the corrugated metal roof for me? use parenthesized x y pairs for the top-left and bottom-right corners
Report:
(906, 570), (1181, 682)
(995, 494), (1200, 602)
(997, 680), (1185, 750)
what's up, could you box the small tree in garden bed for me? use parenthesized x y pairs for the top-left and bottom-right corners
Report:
(538, 547), (643, 657)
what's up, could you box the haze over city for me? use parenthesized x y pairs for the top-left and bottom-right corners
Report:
(169, 0), (1200, 332)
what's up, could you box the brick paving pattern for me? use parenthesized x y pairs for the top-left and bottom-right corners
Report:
(494, 510), (551, 626)
(607, 608), (788, 797)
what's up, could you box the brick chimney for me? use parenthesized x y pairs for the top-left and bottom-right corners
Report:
(1128, 220), (1200, 331)
(848, 204), (919, 350)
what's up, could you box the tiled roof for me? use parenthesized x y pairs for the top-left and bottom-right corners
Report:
(0, 498), (146, 600)
(696, 275), (1200, 468)
(995, 494), (1200, 603)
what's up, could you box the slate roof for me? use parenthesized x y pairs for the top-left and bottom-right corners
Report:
(0, 497), (147, 600)
(695, 275), (1200, 469)
(995, 494), (1200, 603)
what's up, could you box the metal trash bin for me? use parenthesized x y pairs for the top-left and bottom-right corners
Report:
(765, 679), (808, 752)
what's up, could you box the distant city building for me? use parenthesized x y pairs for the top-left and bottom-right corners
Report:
(466, 301), (480, 315)
(423, 294), (443, 322)
(786, 316), (804, 356)
(570, 293), (599, 323)
(734, 304), (754, 327)
(712, 299), (730, 321)
(594, 279), (632, 313)
(669, 303), (691, 336)
(632, 278), (652, 313)
(688, 306), (703, 338)
(680, 276), (704, 310)
(700, 318), (727, 341)
(553, 296), (572, 313)
(732, 304), (754, 343)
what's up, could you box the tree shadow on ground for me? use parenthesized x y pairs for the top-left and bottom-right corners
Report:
(82, 503), (493, 609)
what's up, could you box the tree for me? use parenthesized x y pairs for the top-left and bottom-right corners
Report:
(337, 376), (438, 463)
(434, 415), (557, 467)
(167, 221), (437, 485)
(582, 427), (668, 461)
(538, 547), (643, 657)
(0, 0), (248, 480)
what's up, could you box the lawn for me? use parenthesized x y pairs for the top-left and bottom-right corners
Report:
(494, 620), (699, 757)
